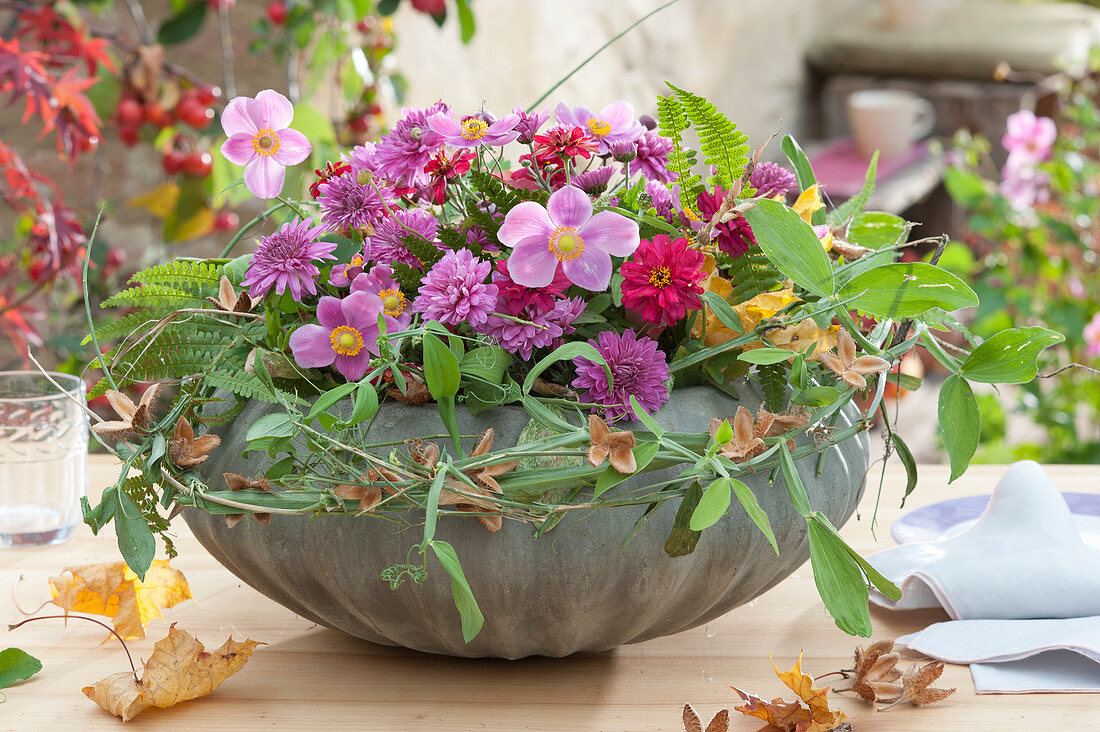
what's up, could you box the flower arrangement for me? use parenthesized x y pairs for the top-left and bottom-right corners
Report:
(83, 84), (1062, 642)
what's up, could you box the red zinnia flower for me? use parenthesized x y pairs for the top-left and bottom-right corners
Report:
(619, 235), (706, 326)
(423, 148), (473, 204)
(533, 125), (598, 165)
(309, 160), (351, 199)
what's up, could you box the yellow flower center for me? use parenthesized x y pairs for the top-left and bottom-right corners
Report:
(349, 254), (363, 267)
(251, 128), (281, 157)
(548, 226), (585, 261)
(587, 118), (611, 137)
(683, 206), (702, 222)
(330, 325), (364, 356)
(379, 288), (407, 317)
(649, 266), (672, 288)
(460, 118), (489, 141)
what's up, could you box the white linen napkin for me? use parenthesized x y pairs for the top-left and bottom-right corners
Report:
(869, 460), (1100, 693)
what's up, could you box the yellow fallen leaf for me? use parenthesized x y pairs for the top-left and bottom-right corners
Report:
(49, 560), (192, 639)
(731, 652), (847, 732)
(83, 624), (262, 722)
(773, 652), (844, 729)
(734, 288), (838, 360)
(129, 182), (180, 218)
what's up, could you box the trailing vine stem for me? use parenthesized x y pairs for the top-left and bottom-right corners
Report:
(10, 615), (139, 682)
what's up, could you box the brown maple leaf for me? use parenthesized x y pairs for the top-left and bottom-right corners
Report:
(878, 660), (956, 710)
(168, 417), (221, 469)
(682, 703), (729, 732)
(710, 406), (766, 462)
(91, 383), (160, 437)
(818, 329), (890, 389)
(731, 653), (847, 732)
(206, 276), (254, 313)
(83, 624), (261, 722)
(587, 414), (637, 474)
(222, 473), (275, 528)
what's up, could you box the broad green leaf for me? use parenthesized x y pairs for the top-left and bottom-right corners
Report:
(811, 512), (901, 602)
(115, 489), (155, 581)
(743, 199), (834, 298)
(806, 518), (872, 637)
(893, 434), (919, 507)
(730, 479), (778, 554)
(246, 412), (297, 441)
(306, 382), (358, 422)
(429, 540), (485, 642)
(838, 262), (978, 318)
(521, 396), (574, 432)
(713, 419), (734, 446)
(422, 332), (460, 399)
(157, 1), (206, 45)
(690, 478), (731, 531)
(455, 0), (476, 43)
(793, 385), (841, 407)
(0, 648), (42, 689)
(938, 375), (980, 482)
(338, 381), (379, 428)
(460, 345), (511, 383)
(782, 135), (818, 195)
(522, 341), (608, 394)
(847, 211), (909, 249)
(593, 441), (660, 499)
(738, 348), (793, 365)
(628, 396), (664, 437)
(777, 442), (812, 516)
(422, 465), (448, 546)
(960, 327), (1065, 384)
(664, 481), (703, 557)
(701, 290), (743, 334)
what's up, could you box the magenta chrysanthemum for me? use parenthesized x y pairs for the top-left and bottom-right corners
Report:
(513, 104), (550, 144)
(240, 218), (334, 301)
(631, 130), (673, 183)
(370, 208), (440, 268)
(372, 102), (449, 185)
(220, 89), (311, 199)
(288, 291), (383, 381)
(572, 329), (670, 422)
(351, 264), (412, 333)
(412, 249), (498, 328)
(573, 166), (614, 195)
(482, 297), (586, 361)
(696, 186), (757, 258)
(317, 172), (392, 233)
(749, 161), (796, 198)
(343, 142), (379, 175)
(619, 235), (706, 326)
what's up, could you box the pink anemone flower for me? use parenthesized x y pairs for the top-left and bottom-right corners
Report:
(1002, 110), (1056, 166)
(220, 89), (312, 199)
(427, 112), (521, 148)
(498, 185), (639, 291)
(288, 291), (383, 381)
(555, 102), (644, 155)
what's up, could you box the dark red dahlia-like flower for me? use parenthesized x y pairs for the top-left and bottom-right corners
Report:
(423, 148), (473, 204)
(696, 186), (757, 258)
(619, 235), (706, 326)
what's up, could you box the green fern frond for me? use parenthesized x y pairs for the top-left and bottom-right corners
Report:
(87, 309), (166, 343)
(667, 83), (750, 194)
(204, 366), (278, 403)
(129, 260), (223, 295)
(829, 151), (878, 225)
(102, 284), (208, 311)
(656, 93), (700, 209)
(402, 234), (444, 269)
(726, 250), (786, 304)
(757, 362), (790, 412)
(390, 263), (425, 293)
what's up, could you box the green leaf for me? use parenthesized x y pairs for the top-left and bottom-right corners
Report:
(157, 1), (207, 45)
(738, 348), (793, 365)
(455, 0), (476, 43)
(689, 477), (731, 531)
(628, 395), (664, 438)
(713, 419), (734, 446)
(960, 327), (1065, 384)
(806, 518), (871, 637)
(701, 290), (743, 334)
(811, 512), (901, 601)
(522, 341), (607, 394)
(743, 199), (834, 298)
(422, 331), (460, 399)
(115, 489), (155, 581)
(0, 648), (42, 689)
(664, 481), (703, 557)
(376, 0), (400, 14)
(777, 442), (812, 516)
(593, 441), (660, 499)
(730, 479), (778, 554)
(246, 412), (297, 441)
(290, 104), (337, 147)
(846, 211), (908, 250)
(938, 375), (980, 482)
(838, 263), (978, 318)
(428, 540), (485, 643)
(793, 385), (841, 407)
(782, 135), (818, 194)
(338, 381), (379, 428)
(943, 167), (988, 207)
(306, 382), (358, 422)
(893, 434), (919, 507)
(422, 465), (448, 546)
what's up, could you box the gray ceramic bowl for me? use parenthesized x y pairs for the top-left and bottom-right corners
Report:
(185, 384), (869, 658)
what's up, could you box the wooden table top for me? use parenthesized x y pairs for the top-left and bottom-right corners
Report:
(2, 457), (1097, 730)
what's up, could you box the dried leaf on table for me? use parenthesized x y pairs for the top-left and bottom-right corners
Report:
(83, 624), (261, 722)
(878, 660), (956, 710)
(682, 703), (729, 732)
(49, 559), (192, 639)
(731, 652), (847, 732)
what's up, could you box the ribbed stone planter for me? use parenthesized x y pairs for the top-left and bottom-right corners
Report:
(185, 384), (869, 659)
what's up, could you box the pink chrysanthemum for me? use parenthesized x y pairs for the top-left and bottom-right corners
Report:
(288, 291), (383, 381)
(370, 207), (440, 268)
(240, 218), (335, 301)
(696, 186), (757, 258)
(555, 101), (645, 155)
(412, 249), (498, 328)
(498, 185), (639, 291)
(631, 130), (673, 183)
(620, 235), (706, 326)
(572, 329), (670, 422)
(351, 264), (412, 333)
(343, 142), (379, 175)
(428, 111), (520, 148)
(317, 172), (392, 233)
(220, 89), (312, 199)
(372, 102), (449, 185)
(573, 166), (614, 195)
(749, 161), (797, 198)
(482, 297), (586, 361)
(1003, 110), (1057, 167)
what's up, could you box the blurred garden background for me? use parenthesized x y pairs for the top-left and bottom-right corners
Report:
(2, 0), (1100, 464)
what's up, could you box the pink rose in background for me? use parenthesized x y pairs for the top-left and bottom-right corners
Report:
(1002, 110), (1056, 166)
(1085, 312), (1100, 358)
(221, 89), (312, 199)
(999, 156), (1050, 212)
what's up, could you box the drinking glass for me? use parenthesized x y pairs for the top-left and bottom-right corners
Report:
(0, 371), (87, 547)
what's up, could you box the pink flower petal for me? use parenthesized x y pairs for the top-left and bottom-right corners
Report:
(254, 89), (294, 130)
(555, 102), (581, 128)
(335, 350), (372, 381)
(498, 201), (553, 247)
(221, 96), (258, 137)
(221, 133), (256, 166)
(289, 324), (336, 368)
(507, 243), (559, 288)
(488, 114), (520, 134)
(578, 210), (640, 257)
(597, 101), (636, 131)
(562, 248), (613, 291)
(316, 296), (344, 329)
(546, 186), (592, 228)
(273, 127), (312, 166)
(341, 291), (383, 332)
(427, 113), (463, 138)
(244, 155), (285, 199)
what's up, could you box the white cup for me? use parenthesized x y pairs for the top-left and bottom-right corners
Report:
(847, 89), (936, 160)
